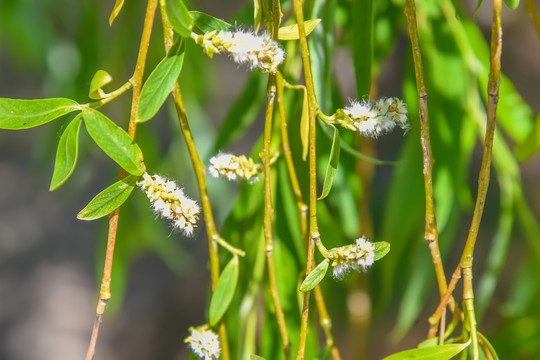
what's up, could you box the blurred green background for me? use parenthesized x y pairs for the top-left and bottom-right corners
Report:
(0, 0), (539, 359)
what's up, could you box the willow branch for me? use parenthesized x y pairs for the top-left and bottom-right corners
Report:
(85, 1), (158, 360)
(459, 0), (502, 357)
(276, 72), (341, 360)
(292, 0), (320, 357)
(158, 6), (233, 359)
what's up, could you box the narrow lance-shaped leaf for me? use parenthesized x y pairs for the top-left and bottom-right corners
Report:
(165, 0), (193, 38)
(0, 98), (80, 129)
(209, 255), (239, 326)
(278, 19), (321, 40)
(190, 11), (231, 33)
(137, 40), (185, 122)
(514, 115), (540, 161)
(109, 0), (125, 26)
(77, 175), (138, 220)
(82, 108), (145, 176)
(381, 342), (470, 360)
(300, 87), (309, 161)
(89, 70), (113, 100)
(318, 125), (340, 200)
(504, 0), (520, 9)
(300, 259), (329, 292)
(352, 0), (373, 96)
(250, 355), (266, 360)
(373, 241), (391, 261)
(50, 115), (83, 191)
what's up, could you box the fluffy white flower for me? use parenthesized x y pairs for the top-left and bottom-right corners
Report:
(185, 325), (221, 360)
(328, 236), (375, 279)
(341, 97), (409, 137)
(208, 153), (262, 183)
(216, 30), (284, 74)
(137, 173), (200, 236)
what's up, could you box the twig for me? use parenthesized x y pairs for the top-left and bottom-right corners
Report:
(459, 0), (502, 357)
(85, 1), (158, 359)
(292, 0), (321, 357)
(277, 72), (341, 360)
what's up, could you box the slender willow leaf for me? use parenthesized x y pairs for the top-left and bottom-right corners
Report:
(77, 175), (138, 220)
(300, 87), (309, 160)
(209, 256), (239, 326)
(504, 0), (520, 9)
(352, 0), (373, 96)
(165, 0), (193, 38)
(514, 115), (540, 161)
(109, 0), (125, 25)
(0, 98), (80, 129)
(89, 70), (113, 100)
(382, 342), (470, 360)
(138, 40), (185, 122)
(300, 259), (329, 292)
(316, 345), (332, 360)
(277, 19), (321, 40)
(318, 125), (340, 200)
(190, 11), (231, 32)
(373, 241), (391, 261)
(50, 115), (83, 191)
(82, 108), (145, 176)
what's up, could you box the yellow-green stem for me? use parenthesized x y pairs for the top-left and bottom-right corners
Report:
(292, 0), (321, 357)
(261, 72), (290, 358)
(276, 72), (341, 360)
(260, 2), (291, 357)
(158, 5), (231, 359)
(85, 1), (158, 360)
(404, 0), (448, 300)
(459, 0), (501, 357)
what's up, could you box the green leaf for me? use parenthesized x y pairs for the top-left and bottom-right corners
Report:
(253, 0), (262, 33)
(82, 108), (145, 176)
(352, 0), (373, 96)
(318, 125), (340, 200)
(50, 115), (83, 191)
(0, 98), (80, 129)
(300, 87), (309, 161)
(382, 342), (470, 360)
(138, 40), (185, 122)
(474, 1), (484, 15)
(373, 241), (391, 261)
(190, 11), (231, 33)
(165, 0), (193, 38)
(77, 175), (138, 220)
(109, 0), (125, 26)
(277, 19), (321, 40)
(514, 115), (540, 161)
(300, 259), (329, 292)
(250, 355), (266, 360)
(209, 256), (239, 325)
(504, 0), (520, 9)
(89, 70), (113, 100)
